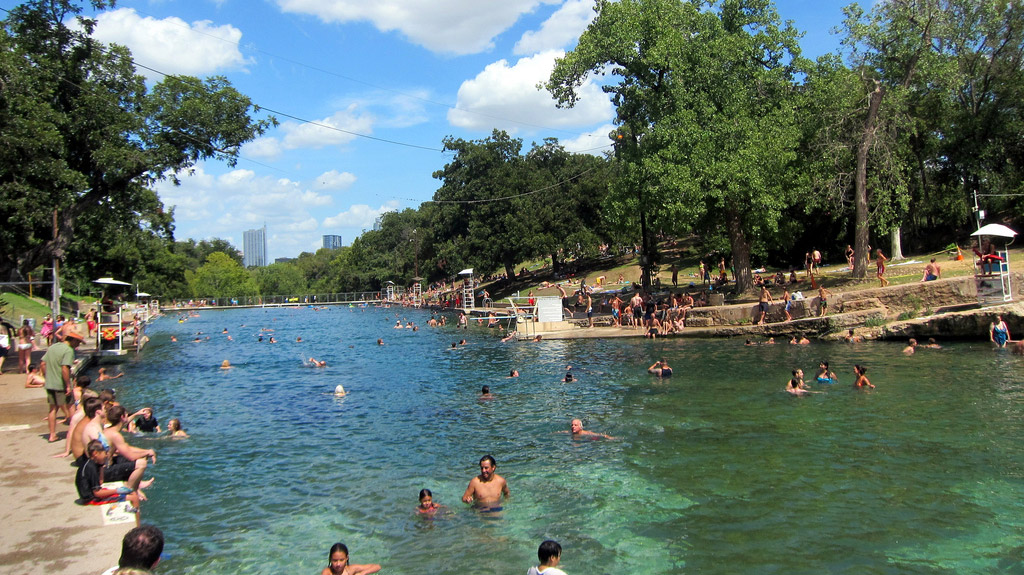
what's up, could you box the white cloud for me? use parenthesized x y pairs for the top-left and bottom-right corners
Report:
(243, 137), (284, 160)
(90, 8), (249, 78)
(275, 0), (558, 55)
(514, 0), (595, 55)
(242, 105), (375, 159)
(323, 202), (400, 229)
(448, 50), (613, 133)
(155, 165), (335, 241)
(558, 123), (616, 156)
(314, 170), (358, 190)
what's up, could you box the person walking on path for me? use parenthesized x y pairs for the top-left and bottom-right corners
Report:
(17, 319), (34, 373)
(876, 249), (890, 287)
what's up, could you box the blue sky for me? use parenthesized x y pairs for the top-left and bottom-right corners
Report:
(10, 0), (854, 260)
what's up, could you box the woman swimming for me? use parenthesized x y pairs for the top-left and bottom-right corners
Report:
(853, 365), (875, 389)
(815, 361), (836, 383)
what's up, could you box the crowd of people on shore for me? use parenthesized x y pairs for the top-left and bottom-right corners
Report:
(19, 321), (190, 548)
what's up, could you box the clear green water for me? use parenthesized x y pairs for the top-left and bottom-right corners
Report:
(117, 307), (1024, 574)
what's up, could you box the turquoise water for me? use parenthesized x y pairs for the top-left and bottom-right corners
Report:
(113, 307), (1024, 574)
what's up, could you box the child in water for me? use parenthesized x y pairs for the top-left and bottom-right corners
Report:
(322, 542), (381, 575)
(416, 488), (444, 515)
(167, 418), (189, 438)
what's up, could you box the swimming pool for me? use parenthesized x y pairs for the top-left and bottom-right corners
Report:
(118, 306), (1024, 574)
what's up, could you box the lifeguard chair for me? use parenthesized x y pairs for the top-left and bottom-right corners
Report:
(971, 223), (1016, 305)
(411, 277), (423, 307)
(458, 268), (475, 311)
(384, 281), (395, 302)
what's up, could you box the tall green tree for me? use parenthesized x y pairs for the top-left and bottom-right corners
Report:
(432, 130), (537, 281)
(186, 252), (257, 299)
(549, 0), (805, 292)
(837, 0), (952, 274)
(0, 0), (272, 280)
(526, 140), (611, 275)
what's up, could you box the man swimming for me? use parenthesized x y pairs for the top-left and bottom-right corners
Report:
(462, 455), (510, 509)
(567, 418), (613, 439)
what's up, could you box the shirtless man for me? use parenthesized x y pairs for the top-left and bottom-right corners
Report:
(757, 286), (773, 325)
(902, 338), (918, 355)
(103, 405), (157, 463)
(567, 418), (614, 439)
(462, 455), (509, 507)
(921, 258), (941, 282)
(630, 292), (644, 331)
(70, 397), (106, 463)
(786, 369), (814, 395)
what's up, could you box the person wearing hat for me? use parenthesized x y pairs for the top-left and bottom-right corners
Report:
(41, 328), (85, 442)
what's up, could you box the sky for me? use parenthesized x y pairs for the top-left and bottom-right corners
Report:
(8, 0), (856, 261)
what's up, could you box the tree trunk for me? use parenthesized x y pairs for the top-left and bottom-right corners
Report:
(639, 197), (652, 293)
(853, 81), (885, 278)
(725, 206), (752, 293)
(890, 228), (904, 260)
(504, 261), (516, 285)
(551, 253), (561, 275)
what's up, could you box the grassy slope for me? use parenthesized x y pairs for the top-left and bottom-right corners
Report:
(486, 242), (995, 304)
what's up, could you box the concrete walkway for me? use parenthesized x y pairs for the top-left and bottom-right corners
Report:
(0, 343), (129, 575)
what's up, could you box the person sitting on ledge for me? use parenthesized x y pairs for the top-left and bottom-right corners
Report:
(75, 440), (152, 516)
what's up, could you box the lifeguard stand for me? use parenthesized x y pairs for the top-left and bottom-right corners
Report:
(411, 277), (423, 307)
(971, 223), (1016, 306)
(384, 281), (395, 302)
(458, 268), (475, 311)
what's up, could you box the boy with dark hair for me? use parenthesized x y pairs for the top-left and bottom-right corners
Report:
(527, 540), (566, 575)
(114, 524), (165, 573)
(75, 440), (152, 525)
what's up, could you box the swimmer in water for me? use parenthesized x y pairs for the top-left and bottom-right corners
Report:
(563, 368), (574, 382)
(334, 384), (346, 397)
(416, 488), (444, 515)
(566, 418), (614, 439)
(220, 360), (233, 369)
(647, 359), (672, 377)
(308, 357), (327, 367)
(786, 369), (815, 395)
(853, 364), (875, 388)
(509, 369), (519, 378)
(321, 543), (381, 575)
(462, 454), (509, 507)
(815, 361), (836, 383)
(167, 418), (189, 438)
(480, 385), (494, 399)
(528, 540), (566, 575)
(902, 338), (917, 355)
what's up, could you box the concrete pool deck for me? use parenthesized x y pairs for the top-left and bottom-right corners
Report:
(0, 344), (132, 575)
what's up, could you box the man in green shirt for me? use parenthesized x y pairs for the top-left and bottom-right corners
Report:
(41, 329), (84, 442)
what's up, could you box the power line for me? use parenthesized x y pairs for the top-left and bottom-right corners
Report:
(395, 167), (598, 205)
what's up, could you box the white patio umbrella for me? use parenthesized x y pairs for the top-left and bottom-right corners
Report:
(92, 277), (132, 286)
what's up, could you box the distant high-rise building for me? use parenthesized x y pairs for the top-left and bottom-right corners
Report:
(322, 234), (343, 250)
(243, 226), (267, 268)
